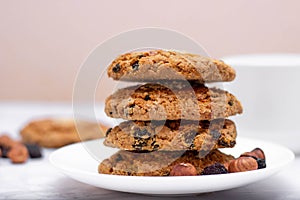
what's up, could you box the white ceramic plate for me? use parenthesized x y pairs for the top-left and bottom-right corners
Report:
(49, 137), (294, 195)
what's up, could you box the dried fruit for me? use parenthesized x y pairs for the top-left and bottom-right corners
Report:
(256, 158), (266, 169)
(170, 163), (197, 176)
(228, 157), (258, 173)
(201, 163), (228, 175)
(112, 63), (121, 73)
(25, 144), (42, 159)
(0, 145), (9, 158)
(132, 61), (139, 70)
(144, 95), (151, 101)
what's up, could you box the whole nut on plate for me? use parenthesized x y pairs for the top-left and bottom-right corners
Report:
(241, 148), (265, 160)
(228, 157), (258, 173)
(170, 163), (197, 176)
(223, 160), (233, 170)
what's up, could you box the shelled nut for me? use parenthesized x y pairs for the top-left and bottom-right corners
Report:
(228, 157), (258, 173)
(170, 163), (197, 176)
(241, 148), (265, 160)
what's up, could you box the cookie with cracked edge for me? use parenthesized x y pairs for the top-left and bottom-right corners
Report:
(105, 83), (243, 121)
(104, 119), (236, 151)
(20, 119), (108, 148)
(107, 50), (236, 83)
(98, 149), (234, 176)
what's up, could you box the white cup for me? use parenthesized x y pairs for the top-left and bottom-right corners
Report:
(222, 54), (300, 153)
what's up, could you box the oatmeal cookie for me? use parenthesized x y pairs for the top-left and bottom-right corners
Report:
(104, 119), (236, 151)
(20, 119), (108, 148)
(107, 50), (235, 82)
(105, 83), (242, 121)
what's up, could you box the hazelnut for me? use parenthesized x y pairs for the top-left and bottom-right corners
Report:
(0, 134), (15, 147)
(241, 148), (265, 160)
(228, 157), (258, 173)
(7, 143), (28, 164)
(0, 134), (29, 163)
(223, 160), (233, 170)
(170, 163), (197, 176)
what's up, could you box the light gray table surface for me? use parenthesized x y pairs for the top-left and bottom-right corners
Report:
(1, 102), (300, 200)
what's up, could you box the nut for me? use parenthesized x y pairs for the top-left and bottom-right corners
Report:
(0, 134), (29, 163)
(224, 160), (233, 170)
(7, 143), (28, 163)
(170, 163), (197, 176)
(0, 135), (15, 147)
(228, 157), (258, 173)
(241, 148), (265, 160)
(252, 148), (265, 160)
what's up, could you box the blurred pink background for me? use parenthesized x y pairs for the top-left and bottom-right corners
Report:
(1, 0), (299, 102)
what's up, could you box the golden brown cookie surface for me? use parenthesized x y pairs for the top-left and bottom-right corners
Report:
(98, 149), (234, 176)
(20, 119), (108, 148)
(107, 50), (236, 82)
(104, 119), (236, 151)
(105, 83), (243, 121)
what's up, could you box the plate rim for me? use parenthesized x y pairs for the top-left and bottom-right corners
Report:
(49, 136), (295, 194)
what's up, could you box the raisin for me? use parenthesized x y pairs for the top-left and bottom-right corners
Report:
(144, 95), (151, 101)
(230, 141), (236, 147)
(105, 128), (112, 137)
(256, 158), (267, 169)
(109, 112), (113, 115)
(132, 143), (144, 151)
(201, 163), (228, 175)
(0, 145), (10, 158)
(189, 143), (195, 149)
(24, 144), (42, 158)
(153, 144), (160, 150)
(132, 137), (148, 150)
(112, 63), (121, 73)
(138, 54), (145, 59)
(228, 100), (233, 106)
(132, 61), (139, 70)
(218, 140), (235, 147)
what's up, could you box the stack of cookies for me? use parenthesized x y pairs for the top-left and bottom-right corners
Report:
(98, 50), (243, 176)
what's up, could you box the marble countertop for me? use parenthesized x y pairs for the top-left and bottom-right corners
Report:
(1, 102), (300, 200)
